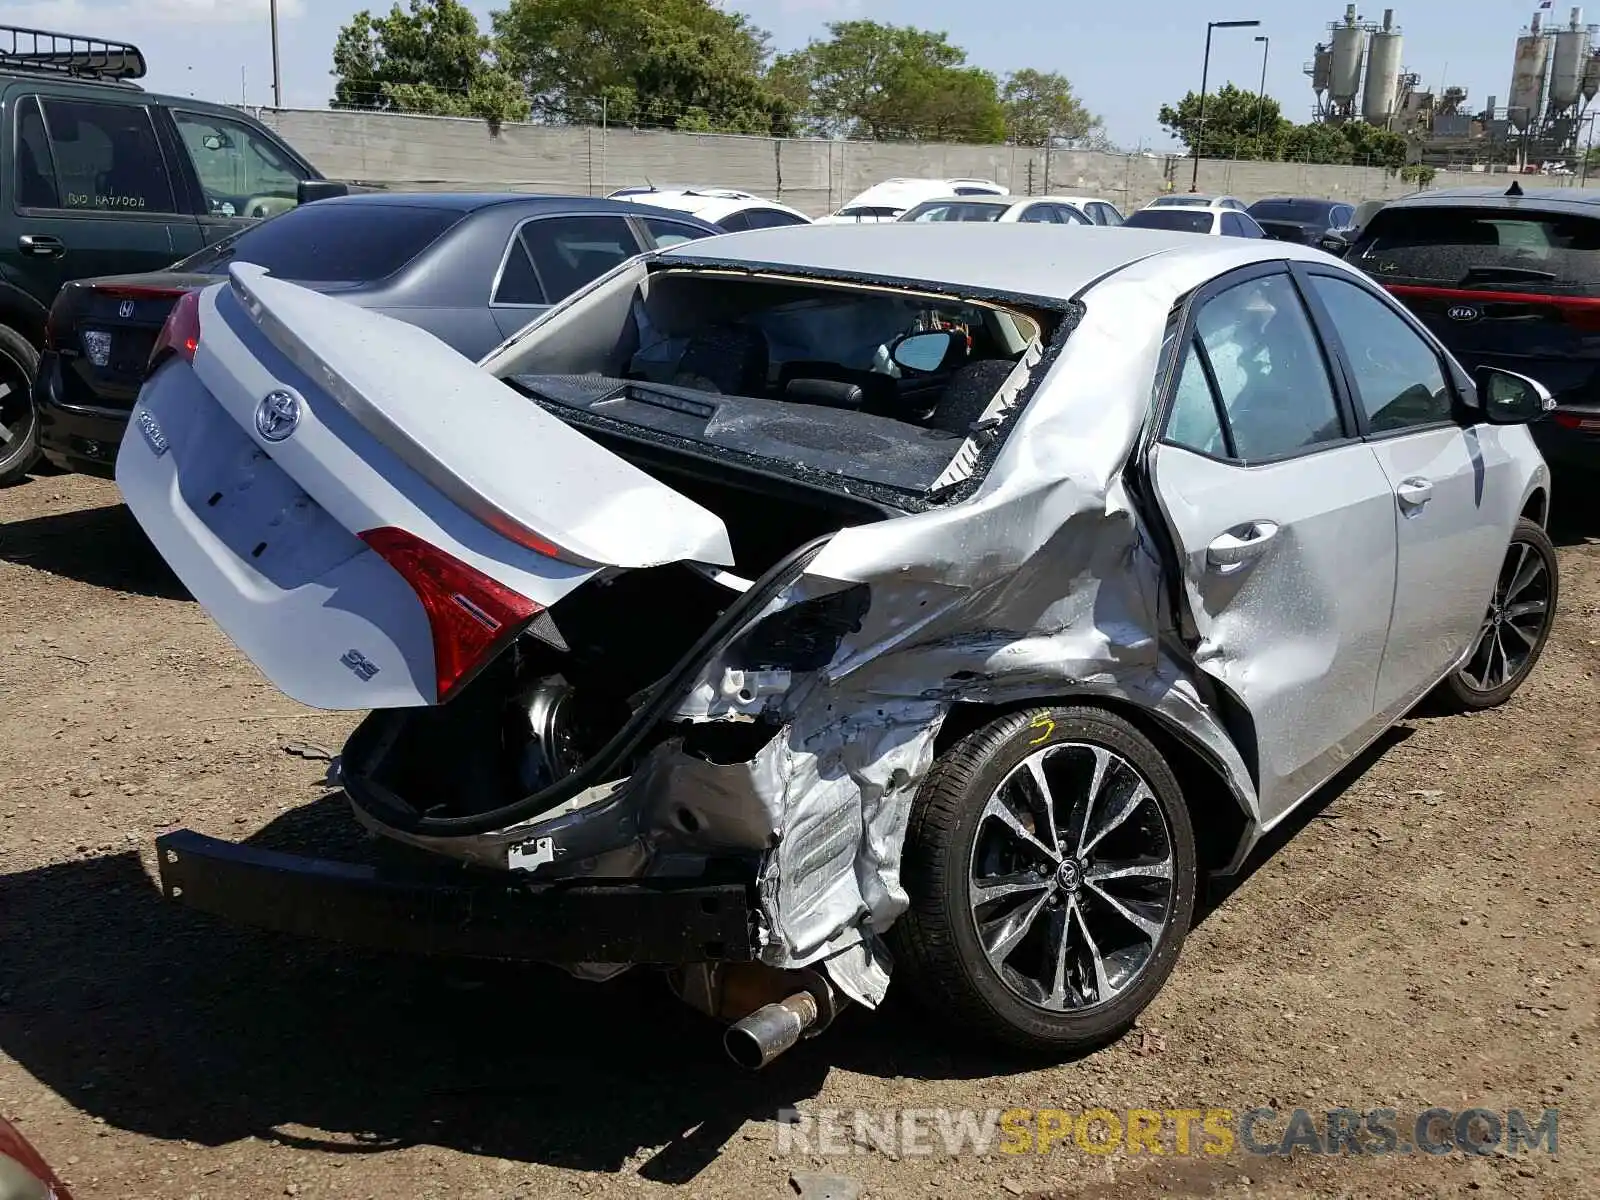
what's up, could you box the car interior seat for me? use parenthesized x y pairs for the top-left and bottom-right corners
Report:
(671, 325), (770, 396)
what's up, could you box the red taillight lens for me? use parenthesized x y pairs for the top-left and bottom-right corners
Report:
(147, 289), (202, 371)
(359, 526), (543, 703)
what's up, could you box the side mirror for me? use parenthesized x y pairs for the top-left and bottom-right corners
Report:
(890, 329), (961, 374)
(1475, 366), (1556, 424)
(297, 180), (350, 205)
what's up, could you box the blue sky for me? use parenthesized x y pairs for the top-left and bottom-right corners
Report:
(16, 0), (1558, 146)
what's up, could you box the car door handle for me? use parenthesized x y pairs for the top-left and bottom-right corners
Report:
(17, 234), (64, 258)
(1206, 520), (1280, 571)
(1396, 476), (1433, 511)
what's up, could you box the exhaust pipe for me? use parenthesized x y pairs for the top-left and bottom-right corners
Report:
(724, 990), (820, 1069)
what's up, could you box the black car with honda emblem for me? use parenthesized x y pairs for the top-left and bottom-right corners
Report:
(1345, 182), (1600, 482)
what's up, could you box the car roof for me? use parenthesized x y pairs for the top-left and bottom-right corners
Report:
(1377, 185), (1600, 215)
(657, 222), (1315, 301)
(838, 178), (1007, 210)
(305, 192), (714, 221)
(610, 188), (808, 223)
(1251, 196), (1346, 206)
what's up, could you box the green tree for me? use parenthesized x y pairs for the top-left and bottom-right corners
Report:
(1281, 120), (1353, 164)
(773, 21), (1004, 143)
(1001, 69), (1100, 147)
(492, 0), (786, 131)
(1341, 121), (1408, 168)
(1159, 83), (1282, 159)
(331, 0), (528, 124)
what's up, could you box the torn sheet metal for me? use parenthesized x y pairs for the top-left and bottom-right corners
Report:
(360, 246), (1270, 990)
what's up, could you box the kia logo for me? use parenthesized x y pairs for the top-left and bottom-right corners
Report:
(1447, 304), (1481, 322)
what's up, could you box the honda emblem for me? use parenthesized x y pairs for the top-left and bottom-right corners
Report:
(118, 300), (135, 319)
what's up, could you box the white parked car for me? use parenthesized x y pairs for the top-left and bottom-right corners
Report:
(607, 186), (812, 234)
(817, 177), (1008, 223)
(1125, 206), (1268, 238)
(898, 194), (1125, 226)
(1145, 193), (1250, 212)
(119, 224), (1557, 1066)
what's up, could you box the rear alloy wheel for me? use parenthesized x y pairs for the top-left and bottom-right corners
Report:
(1440, 517), (1559, 711)
(0, 323), (41, 487)
(891, 706), (1197, 1055)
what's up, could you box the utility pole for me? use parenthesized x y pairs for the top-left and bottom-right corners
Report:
(270, 0), (282, 109)
(1254, 35), (1270, 142)
(1193, 19), (1261, 191)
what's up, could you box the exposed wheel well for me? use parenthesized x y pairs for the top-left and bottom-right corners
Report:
(933, 697), (1251, 876)
(1521, 489), (1548, 528)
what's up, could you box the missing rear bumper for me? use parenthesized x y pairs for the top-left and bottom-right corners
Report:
(154, 829), (757, 964)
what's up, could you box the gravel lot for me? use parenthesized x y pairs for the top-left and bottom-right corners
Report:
(2, 473), (1597, 1200)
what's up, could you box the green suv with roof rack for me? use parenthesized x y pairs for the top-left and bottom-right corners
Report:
(0, 23), (347, 484)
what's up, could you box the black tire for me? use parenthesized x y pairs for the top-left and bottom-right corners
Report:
(1436, 517), (1559, 712)
(889, 705), (1197, 1055)
(0, 322), (41, 487)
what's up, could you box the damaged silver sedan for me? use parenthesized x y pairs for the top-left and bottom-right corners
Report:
(117, 224), (1559, 1066)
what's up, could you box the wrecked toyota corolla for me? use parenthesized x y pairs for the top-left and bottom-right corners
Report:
(118, 224), (1558, 1067)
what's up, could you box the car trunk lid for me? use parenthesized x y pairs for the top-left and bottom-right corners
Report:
(117, 264), (734, 709)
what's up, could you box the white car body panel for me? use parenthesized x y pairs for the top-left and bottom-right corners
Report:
(117, 264), (734, 708)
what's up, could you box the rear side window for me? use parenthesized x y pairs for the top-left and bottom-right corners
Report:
(740, 208), (808, 229)
(1091, 203), (1123, 226)
(170, 202), (464, 282)
(1179, 273), (1345, 461)
(494, 234), (545, 305)
(643, 216), (714, 247)
(1017, 204), (1059, 223)
(523, 214), (642, 299)
(1127, 209), (1215, 234)
(1357, 207), (1600, 295)
(714, 210), (750, 233)
(29, 98), (178, 213)
(904, 202), (1005, 223)
(14, 97), (58, 208)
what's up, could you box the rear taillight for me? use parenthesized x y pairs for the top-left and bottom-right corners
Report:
(147, 289), (202, 371)
(359, 527), (543, 703)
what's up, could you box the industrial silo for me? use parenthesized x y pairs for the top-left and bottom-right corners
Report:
(1549, 8), (1591, 114)
(1311, 44), (1333, 97)
(1509, 12), (1551, 130)
(1363, 9), (1404, 123)
(1330, 4), (1366, 110)
(1583, 49), (1600, 102)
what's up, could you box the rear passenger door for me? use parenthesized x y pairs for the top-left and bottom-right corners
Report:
(3, 92), (200, 311)
(1146, 264), (1399, 824)
(489, 213), (646, 341)
(1296, 264), (1517, 713)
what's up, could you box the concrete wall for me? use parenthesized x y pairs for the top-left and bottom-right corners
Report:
(255, 107), (1600, 214)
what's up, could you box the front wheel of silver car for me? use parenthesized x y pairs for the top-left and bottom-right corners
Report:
(1438, 517), (1559, 712)
(890, 706), (1197, 1056)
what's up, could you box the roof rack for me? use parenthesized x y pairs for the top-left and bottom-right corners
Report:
(0, 24), (147, 83)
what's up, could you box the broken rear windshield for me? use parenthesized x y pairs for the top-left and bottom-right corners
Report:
(1356, 206), (1600, 295)
(502, 269), (1055, 500)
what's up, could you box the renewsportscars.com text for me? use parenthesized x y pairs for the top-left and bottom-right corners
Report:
(774, 1106), (1558, 1158)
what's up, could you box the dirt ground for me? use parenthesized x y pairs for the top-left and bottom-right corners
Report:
(1, 472), (1596, 1200)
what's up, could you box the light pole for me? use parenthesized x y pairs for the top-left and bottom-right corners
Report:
(1192, 18), (1261, 191)
(1254, 35), (1270, 143)
(270, 0), (282, 109)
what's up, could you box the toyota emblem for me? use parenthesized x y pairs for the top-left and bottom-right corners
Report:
(254, 390), (302, 442)
(118, 300), (135, 319)
(1447, 304), (1481, 322)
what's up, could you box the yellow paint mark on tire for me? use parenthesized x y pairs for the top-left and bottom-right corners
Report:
(1028, 714), (1056, 745)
